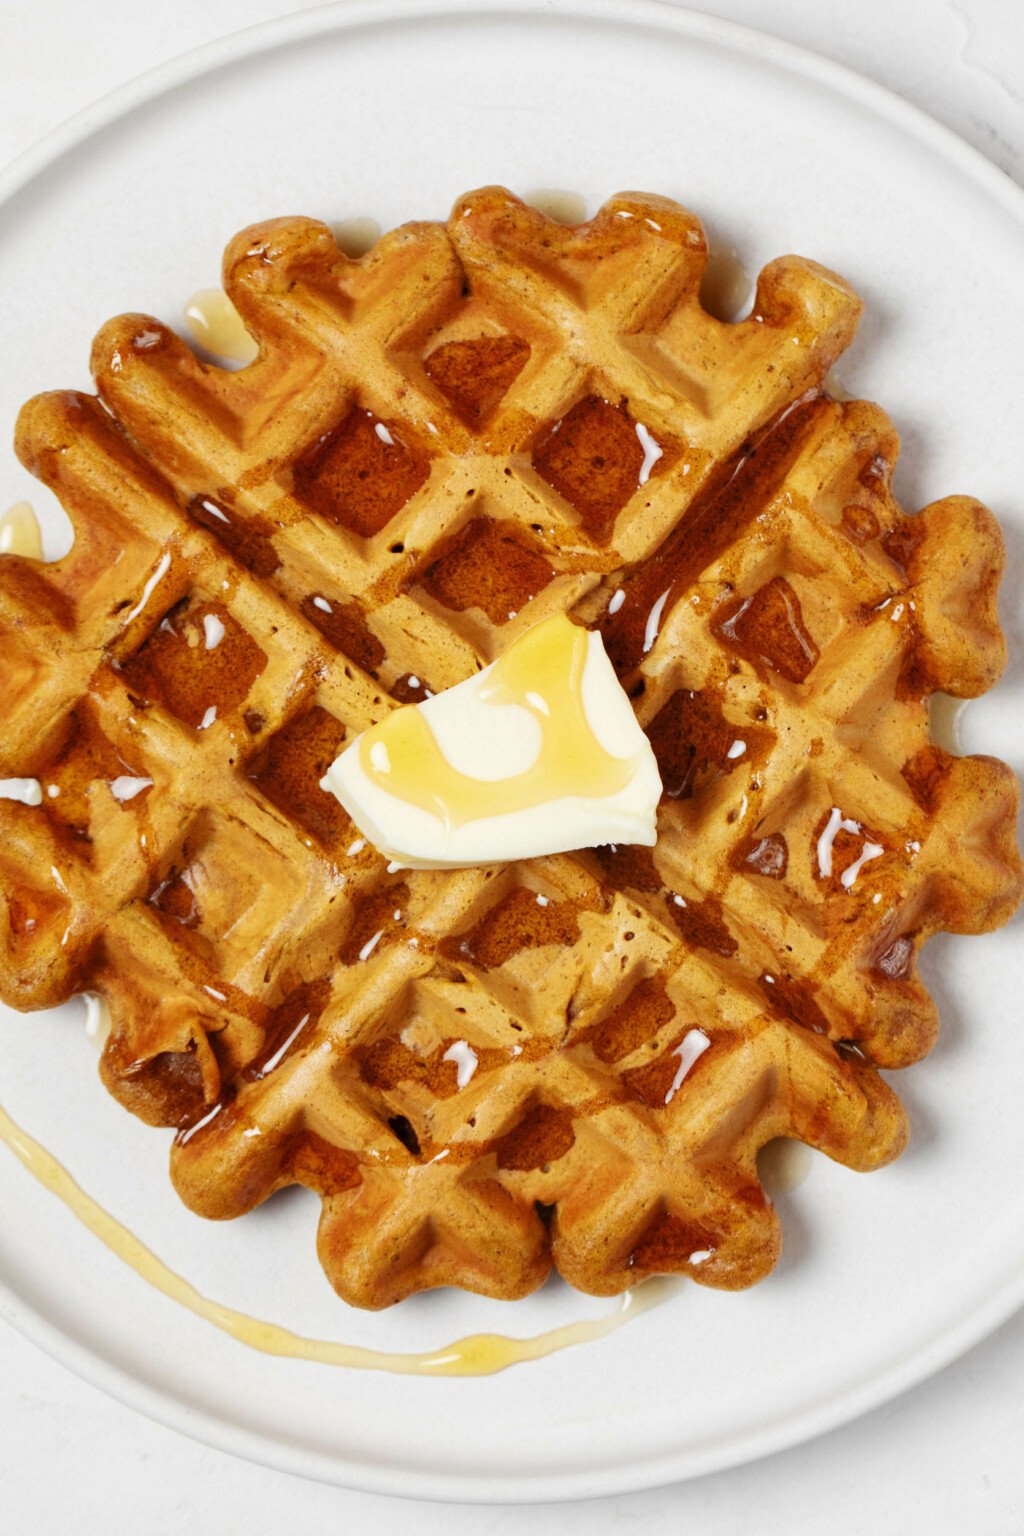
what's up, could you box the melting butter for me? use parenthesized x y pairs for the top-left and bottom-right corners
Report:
(0, 1099), (677, 1376)
(0, 500), (43, 559)
(321, 615), (662, 868)
(183, 289), (258, 365)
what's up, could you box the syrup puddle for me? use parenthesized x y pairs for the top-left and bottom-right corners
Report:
(0, 1096), (679, 1377)
(183, 290), (258, 365)
(184, 216), (381, 367)
(1, 499), (43, 559)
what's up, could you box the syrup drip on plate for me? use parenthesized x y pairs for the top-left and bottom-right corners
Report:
(0, 1100), (679, 1376)
(0, 501), (671, 1364)
(0, 500), (43, 559)
(183, 290), (258, 365)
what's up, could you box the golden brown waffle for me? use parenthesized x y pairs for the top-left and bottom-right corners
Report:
(1, 189), (1020, 1309)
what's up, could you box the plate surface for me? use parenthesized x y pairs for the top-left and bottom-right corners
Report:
(0, 0), (1021, 1502)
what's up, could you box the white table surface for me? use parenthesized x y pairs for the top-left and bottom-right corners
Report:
(0, 1), (1021, 1530)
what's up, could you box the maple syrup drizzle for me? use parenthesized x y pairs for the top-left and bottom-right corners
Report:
(0, 502), (663, 1366)
(359, 615), (634, 829)
(183, 290), (258, 365)
(0, 500), (43, 559)
(0, 1100), (676, 1376)
(601, 396), (828, 677)
(8, 510), (603, 1310)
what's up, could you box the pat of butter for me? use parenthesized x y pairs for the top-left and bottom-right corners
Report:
(320, 614), (662, 869)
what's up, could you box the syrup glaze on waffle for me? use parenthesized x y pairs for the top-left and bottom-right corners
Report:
(0, 189), (1020, 1310)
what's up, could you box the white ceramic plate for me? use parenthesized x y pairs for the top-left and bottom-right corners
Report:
(0, 0), (1021, 1503)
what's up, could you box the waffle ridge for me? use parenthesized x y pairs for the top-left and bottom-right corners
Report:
(1, 187), (1020, 1308)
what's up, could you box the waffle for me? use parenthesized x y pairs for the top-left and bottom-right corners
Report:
(1, 189), (1020, 1310)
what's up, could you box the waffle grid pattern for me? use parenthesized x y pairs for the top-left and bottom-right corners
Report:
(0, 189), (1019, 1307)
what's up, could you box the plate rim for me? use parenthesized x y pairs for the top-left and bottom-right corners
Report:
(0, 0), (1021, 1503)
(1, 0), (1022, 224)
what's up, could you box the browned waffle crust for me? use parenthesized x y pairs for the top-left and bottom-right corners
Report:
(1, 189), (1020, 1308)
